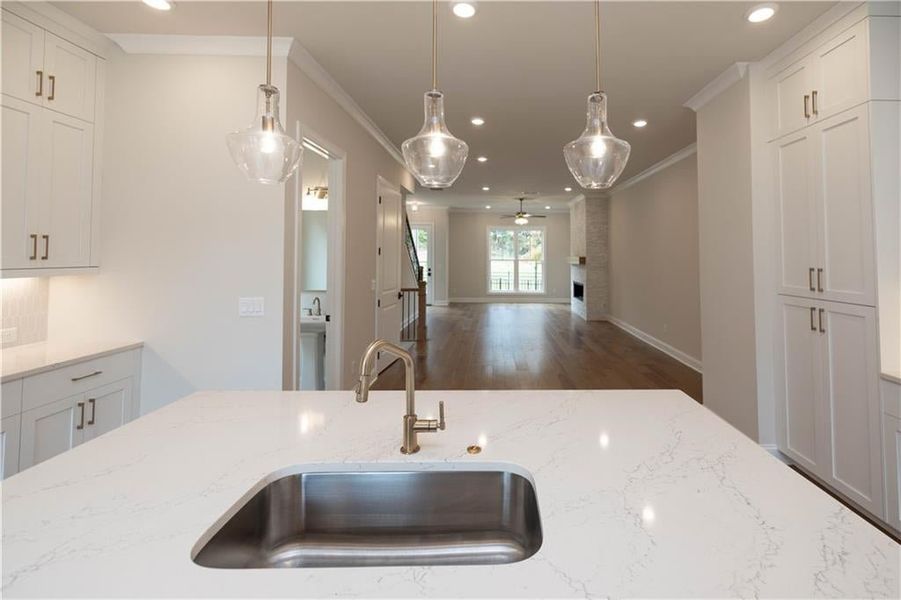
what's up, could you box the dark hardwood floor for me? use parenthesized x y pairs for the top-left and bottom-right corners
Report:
(373, 303), (703, 402)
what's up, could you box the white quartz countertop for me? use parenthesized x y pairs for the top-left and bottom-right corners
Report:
(1, 339), (144, 382)
(2, 390), (898, 598)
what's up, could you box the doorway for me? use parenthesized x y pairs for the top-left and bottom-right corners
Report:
(411, 223), (434, 306)
(375, 176), (403, 372)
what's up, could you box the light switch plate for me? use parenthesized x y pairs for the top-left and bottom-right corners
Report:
(1, 327), (18, 345)
(238, 297), (264, 317)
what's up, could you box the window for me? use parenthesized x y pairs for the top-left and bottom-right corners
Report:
(488, 227), (545, 293)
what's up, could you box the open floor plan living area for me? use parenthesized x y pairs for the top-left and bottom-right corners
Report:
(1, 1), (899, 598)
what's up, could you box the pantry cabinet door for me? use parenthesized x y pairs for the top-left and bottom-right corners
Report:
(774, 296), (824, 475)
(43, 110), (94, 268)
(19, 394), (85, 470)
(82, 379), (132, 442)
(774, 130), (818, 298)
(1, 96), (44, 269)
(43, 32), (96, 122)
(819, 302), (883, 517)
(1, 11), (44, 105)
(813, 105), (876, 306)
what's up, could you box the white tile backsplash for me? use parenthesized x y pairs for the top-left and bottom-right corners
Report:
(1, 278), (49, 348)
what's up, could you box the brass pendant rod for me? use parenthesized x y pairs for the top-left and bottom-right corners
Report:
(594, 0), (601, 92)
(266, 0), (273, 86)
(432, 0), (438, 90)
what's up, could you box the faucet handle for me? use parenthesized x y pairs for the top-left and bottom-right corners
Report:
(438, 401), (446, 430)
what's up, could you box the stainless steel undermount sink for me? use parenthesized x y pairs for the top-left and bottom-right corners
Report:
(192, 468), (542, 569)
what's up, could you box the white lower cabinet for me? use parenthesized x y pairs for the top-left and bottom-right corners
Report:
(82, 379), (132, 442)
(775, 296), (884, 518)
(1, 414), (22, 479)
(20, 394), (84, 469)
(884, 412), (901, 533)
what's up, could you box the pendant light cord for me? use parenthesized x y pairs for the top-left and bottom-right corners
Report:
(266, 0), (273, 87)
(432, 0), (438, 90)
(594, 0), (601, 92)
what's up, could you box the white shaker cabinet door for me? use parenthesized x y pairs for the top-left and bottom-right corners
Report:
(1, 11), (44, 105)
(82, 379), (132, 442)
(774, 296), (824, 475)
(771, 57), (812, 139)
(774, 129), (818, 299)
(19, 394), (86, 469)
(810, 19), (869, 123)
(884, 412), (901, 534)
(1, 96), (44, 269)
(42, 32), (96, 122)
(819, 302), (883, 517)
(1, 414), (22, 479)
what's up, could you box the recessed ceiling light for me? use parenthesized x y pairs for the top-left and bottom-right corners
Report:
(477, 156), (488, 163)
(545, 205), (551, 210)
(142, 0), (174, 10)
(452, 2), (477, 19)
(470, 117), (485, 126)
(482, 186), (490, 191)
(485, 205), (492, 209)
(564, 187), (573, 192)
(746, 3), (777, 23)
(632, 119), (648, 128)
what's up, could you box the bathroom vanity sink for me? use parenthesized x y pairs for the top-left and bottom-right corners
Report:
(192, 468), (542, 569)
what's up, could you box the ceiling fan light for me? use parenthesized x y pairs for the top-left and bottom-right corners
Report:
(564, 92), (630, 189)
(514, 216), (529, 226)
(403, 91), (469, 189)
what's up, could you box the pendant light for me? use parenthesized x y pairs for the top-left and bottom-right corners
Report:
(563, 0), (630, 190)
(227, 0), (302, 184)
(402, 0), (469, 190)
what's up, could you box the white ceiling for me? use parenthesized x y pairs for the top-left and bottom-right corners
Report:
(55, 1), (834, 209)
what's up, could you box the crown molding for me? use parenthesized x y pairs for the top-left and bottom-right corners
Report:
(683, 62), (749, 112)
(106, 34), (294, 57)
(612, 143), (697, 194)
(3, 1), (115, 58)
(287, 41), (406, 168)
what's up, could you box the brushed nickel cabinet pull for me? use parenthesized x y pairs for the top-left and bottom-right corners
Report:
(47, 75), (56, 101)
(810, 307), (817, 331)
(41, 234), (49, 260)
(76, 401), (85, 430)
(818, 308), (825, 333)
(35, 70), (43, 97)
(71, 370), (102, 382)
(808, 267), (815, 291)
(803, 94), (810, 119)
(811, 90), (818, 116)
(87, 398), (96, 425)
(816, 268), (823, 292)
(29, 234), (38, 260)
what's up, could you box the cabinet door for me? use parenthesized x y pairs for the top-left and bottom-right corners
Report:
(819, 302), (883, 517)
(1, 11), (44, 105)
(811, 20), (869, 123)
(19, 394), (85, 470)
(774, 130), (818, 298)
(774, 296), (824, 474)
(43, 110), (94, 268)
(813, 105), (876, 305)
(1, 96), (44, 269)
(884, 412), (901, 534)
(82, 379), (132, 442)
(1, 414), (22, 479)
(771, 58), (812, 139)
(43, 32), (95, 122)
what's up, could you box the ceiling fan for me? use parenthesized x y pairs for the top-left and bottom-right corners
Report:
(501, 198), (547, 225)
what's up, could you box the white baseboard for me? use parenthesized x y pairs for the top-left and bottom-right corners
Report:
(432, 300), (449, 307)
(449, 297), (571, 304)
(606, 315), (703, 373)
(760, 444), (791, 465)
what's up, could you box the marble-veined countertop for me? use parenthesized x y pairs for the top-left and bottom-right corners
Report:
(1, 390), (897, 598)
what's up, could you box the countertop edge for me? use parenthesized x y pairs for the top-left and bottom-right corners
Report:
(1, 341), (144, 383)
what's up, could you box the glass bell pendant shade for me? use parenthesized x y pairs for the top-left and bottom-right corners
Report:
(227, 84), (302, 184)
(563, 92), (630, 189)
(402, 91), (468, 189)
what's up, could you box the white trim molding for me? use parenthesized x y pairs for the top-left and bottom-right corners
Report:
(683, 62), (750, 112)
(760, 444), (792, 465)
(449, 297), (570, 305)
(607, 315), (703, 373)
(612, 144), (697, 194)
(107, 34), (294, 57)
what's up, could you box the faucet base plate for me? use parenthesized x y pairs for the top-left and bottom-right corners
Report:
(400, 445), (421, 455)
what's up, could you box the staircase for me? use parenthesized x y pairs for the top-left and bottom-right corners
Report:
(401, 213), (427, 342)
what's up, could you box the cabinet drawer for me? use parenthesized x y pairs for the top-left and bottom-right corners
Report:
(2, 379), (23, 418)
(22, 349), (138, 412)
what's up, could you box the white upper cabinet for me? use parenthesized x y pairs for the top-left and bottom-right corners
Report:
(1, 11), (44, 106)
(772, 58), (814, 139)
(810, 20), (869, 124)
(43, 32), (96, 123)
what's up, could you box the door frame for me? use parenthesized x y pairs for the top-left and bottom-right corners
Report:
(288, 122), (346, 391)
(410, 222), (435, 305)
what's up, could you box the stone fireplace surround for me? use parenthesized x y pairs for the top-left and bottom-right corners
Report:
(569, 193), (609, 321)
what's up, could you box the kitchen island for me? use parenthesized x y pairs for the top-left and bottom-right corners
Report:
(2, 390), (898, 598)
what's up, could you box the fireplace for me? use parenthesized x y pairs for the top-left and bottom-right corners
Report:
(573, 281), (584, 302)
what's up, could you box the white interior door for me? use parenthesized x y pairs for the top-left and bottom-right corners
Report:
(1, 11), (44, 105)
(375, 178), (402, 372)
(1, 96), (44, 269)
(412, 224), (434, 305)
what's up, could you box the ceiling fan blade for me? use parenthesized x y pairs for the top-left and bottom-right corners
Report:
(530, 215), (547, 218)
(500, 215), (516, 218)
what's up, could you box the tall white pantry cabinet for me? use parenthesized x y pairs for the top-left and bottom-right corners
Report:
(769, 5), (900, 531)
(1, 5), (105, 275)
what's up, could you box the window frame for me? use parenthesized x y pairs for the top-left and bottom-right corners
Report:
(486, 225), (547, 295)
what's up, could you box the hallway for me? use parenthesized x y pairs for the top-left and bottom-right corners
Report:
(374, 303), (703, 401)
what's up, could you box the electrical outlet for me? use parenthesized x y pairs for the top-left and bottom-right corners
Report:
(238, 297), (264, 317)
(1, 327), (17, 345)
